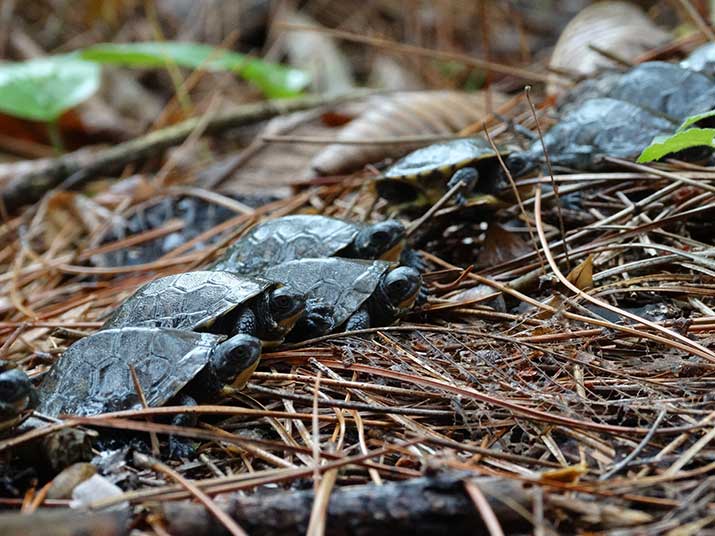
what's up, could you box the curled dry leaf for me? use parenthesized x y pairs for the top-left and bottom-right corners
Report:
(46, 463), (97, 500)
(476, 223), (533, 268)
(566, 254), (594, 291)
(209, 107), (333, 197)
(539, 463), (588, 484)
(547, 1), (670, 97)
(277, 10), (355, 94)
(368, 56), (425, 91)
(446, 283), (506, 313)
(91, 175), (160, 208)
(38, 191), (115, 250)
(310, 90), (509, 176)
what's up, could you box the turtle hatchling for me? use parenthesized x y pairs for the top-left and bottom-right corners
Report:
(560, 61), (715, 122)
(102, 270), (305, 347)
(38, 327), (262, 417)
(0, 361), (38, 435)
(507, 98), (676, 176)
(262, 258), (422, 339)
(375, 137), (508, 213)
(210, 214), (414, 274)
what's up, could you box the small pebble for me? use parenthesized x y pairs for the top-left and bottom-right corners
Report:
(70, 474), (128, 511)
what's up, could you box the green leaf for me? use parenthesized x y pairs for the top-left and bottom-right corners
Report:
(80, 42), (310, 98)
(637, 128), (715, 163)
(677, 110), (715, 131)
(0, 55), (100, 122)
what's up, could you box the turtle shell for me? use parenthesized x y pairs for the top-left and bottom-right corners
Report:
(103, 271), (273, 331)
(511, 98), (675, 173)
(382, 138), (502, 181)
(263, 258), (390, 329)
(377, 138), (507, 209)
(561, 61), (715, 122)
(211, 215), (361, 275)
(38, 327), (223, 417)
(608, 62), (715, 121)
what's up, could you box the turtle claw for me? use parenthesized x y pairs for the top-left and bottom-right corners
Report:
(168, 436), (196, 460)
(399, 248), (428, 273)
(345, 306), (371, 331)
(446, 168), (479, 206)
(416, 284), (429, 306)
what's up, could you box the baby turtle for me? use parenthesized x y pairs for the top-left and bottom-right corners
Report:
(38, 327), (262, 417)
(560, 62), (715, 122)
(606, 62), (715, 122)
(262, 258), (422, 339)
(375, 137), (508, 213)
(0, 361), (37, 434)
(211, 215), (411, 274)
(103, 271), (305, 347)
(507, 98), (676, 176)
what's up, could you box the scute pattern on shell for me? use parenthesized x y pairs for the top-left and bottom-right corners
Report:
(383, 137), (499, 180)
(263, 258), (390, 328)
(518, 98), (675, 171)
(560, 62), (715, 121)
(38, 328), (223, 416)
(103, 271), (272, 330)
(212, 215), (360, 275)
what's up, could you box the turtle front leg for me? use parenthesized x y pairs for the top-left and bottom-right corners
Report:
(233, 307), (258, 337)
(168, 393), (198, 459)
(446, 167), (479, 205)
(400, 247), (427, 272)
(287, 299), (335, 341)
(344, 305), (371, 331)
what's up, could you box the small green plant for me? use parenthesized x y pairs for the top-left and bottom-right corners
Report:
(0, 55), (101, 151)
(0, 42), (309, 151)
(80, 42), (310, 98)
(637, 110), (715, 163)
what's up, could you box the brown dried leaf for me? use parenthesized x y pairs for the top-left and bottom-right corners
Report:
(278, 10), (355, 94)
(208, 108), (332, 197)
(47, 463), (97, 500)
(310, 90), (509, 176)
(476, 223), (532, 268)
(91, 175), (159, 208)
(547, 1), (670, 96)
(40, 191), (115, 249)
(566, 255), (594, 291)
(540, 463), (588, 483)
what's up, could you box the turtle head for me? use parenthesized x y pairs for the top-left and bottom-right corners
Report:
(0, 364), (38, 432)
(298, 299), (335, 339)
(265, 286), (306, 338)
(379, 266), (422, 313)
(353, 220), (406, 262)
(505, 151), (537, 178)
(212, 334), (262, 389)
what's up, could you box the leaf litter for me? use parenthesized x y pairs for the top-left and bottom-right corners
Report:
(3, 4), (715, 536)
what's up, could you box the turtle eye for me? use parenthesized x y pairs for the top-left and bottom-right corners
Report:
(387, 279), (409, 298)
(272, 294), (294, 312)
(371, 230), (390, 245)
(0, 371), (28, 400)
